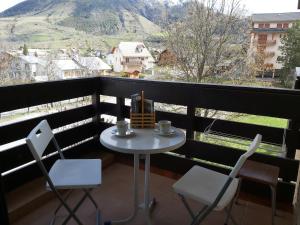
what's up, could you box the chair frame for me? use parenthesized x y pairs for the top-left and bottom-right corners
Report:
(26, 120), (101, 225)
(176, 134), (262, 225)
(178, 177), (239, 225)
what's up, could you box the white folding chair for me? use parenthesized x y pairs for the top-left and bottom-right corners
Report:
(26, 120), (102, 225)
(173, 134), (262, 225)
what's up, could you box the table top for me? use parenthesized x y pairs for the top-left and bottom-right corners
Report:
(100, 126), (186, 154)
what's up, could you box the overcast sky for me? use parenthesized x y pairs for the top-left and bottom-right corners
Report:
(0, 0), (299, 14)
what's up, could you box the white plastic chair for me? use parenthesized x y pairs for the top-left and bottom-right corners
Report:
(173, 134), (262, 225)
(26, 120), (102, 225)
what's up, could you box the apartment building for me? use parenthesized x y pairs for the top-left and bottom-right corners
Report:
(249, 12), (300, 75)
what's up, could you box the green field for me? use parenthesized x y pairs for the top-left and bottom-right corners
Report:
(233, 115), (288, 128)
(197, 114), (288, 157)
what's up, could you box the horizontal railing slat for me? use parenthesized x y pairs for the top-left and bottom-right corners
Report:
(2, 139), (100, 192)
(0, 105), (94, 145)
(0, 78), (100, 112)
(99, 76), (300, 119)
(99, 102), (288, 146)
(187, 140), (299, 181)
(0, 122), (98, 173)
(55, 121), (98, 149)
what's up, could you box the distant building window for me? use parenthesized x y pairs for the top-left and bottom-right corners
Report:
(283, 23), (289, 28)
(126, 58), (129, 63)
(264, 23), (270, 28)
(258, 34), (267, 41)
(277, 23), (283, 28)
(259, 24), (264, 28)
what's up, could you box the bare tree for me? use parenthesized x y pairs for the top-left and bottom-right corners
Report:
(0, 42), (34, 86)
(167, 0), (248, 83)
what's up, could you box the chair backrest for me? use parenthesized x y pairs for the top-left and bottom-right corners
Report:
(229, 134), (262, 178)
(26, 120), (55, 162)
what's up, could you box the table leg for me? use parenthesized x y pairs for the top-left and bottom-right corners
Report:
(144, 154), (153, 225)
(270, 185), (276, 225)
(109, 154), (140, 224)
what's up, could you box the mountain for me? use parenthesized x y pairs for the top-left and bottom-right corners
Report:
(0, 0), (187, 50)
(0, 0), (182, 35)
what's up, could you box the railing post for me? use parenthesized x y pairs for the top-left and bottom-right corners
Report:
(286, 76), (300, 158)
(286, 125), (300, 159)
(92, 91), (101, 127)
(116, 97), (125, 121)
(295, 74), (300, 89)
(186, 106), (195, 158)
(0, 175), (9, 225)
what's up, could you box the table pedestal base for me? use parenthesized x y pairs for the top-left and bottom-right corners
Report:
(107, 154), (156, 225)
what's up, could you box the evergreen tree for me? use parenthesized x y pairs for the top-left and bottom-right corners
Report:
(277, 21), (300, 87)
(23, 44), (29, 56)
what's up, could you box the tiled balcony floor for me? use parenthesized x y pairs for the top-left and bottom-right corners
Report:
(12, 163), (293, 225)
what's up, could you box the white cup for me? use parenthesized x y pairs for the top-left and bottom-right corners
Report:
(116, 120), (128, 136)
(158, 120), (171, 134)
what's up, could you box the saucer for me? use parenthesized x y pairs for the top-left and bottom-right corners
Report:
(112, 129), (135, 137)
(154, 128), (176, 136)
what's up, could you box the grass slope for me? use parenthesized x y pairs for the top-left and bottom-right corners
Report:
(0, 0), (161, 50)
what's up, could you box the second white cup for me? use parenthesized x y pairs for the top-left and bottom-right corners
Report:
(116, 120), (128, 136)
(158, 120), (171, 134)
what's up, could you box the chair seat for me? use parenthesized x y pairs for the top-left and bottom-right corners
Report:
(173, 166), (239, 211)
(46, 159), (101, 190)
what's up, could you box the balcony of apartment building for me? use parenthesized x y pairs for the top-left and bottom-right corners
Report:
(1, 76), (300, 225)
(254, 48), (275, 58)
(121, 58), (143, 66)
(260, 51), (276, 59)
(252, 39), (277, 47)
(252, 23), (289, 34)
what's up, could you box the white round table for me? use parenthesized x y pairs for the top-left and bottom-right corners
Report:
(100, 126), (186, 225)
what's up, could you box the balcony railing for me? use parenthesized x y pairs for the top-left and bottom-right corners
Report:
(121, 61), (143, 66)
(264, 51), (276, 58)
(0, 76), (300, 224)
(253, 39), (277, 47)
(252, 28), (287, 33)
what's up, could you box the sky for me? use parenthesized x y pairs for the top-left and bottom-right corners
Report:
(0, 0), (299, 14)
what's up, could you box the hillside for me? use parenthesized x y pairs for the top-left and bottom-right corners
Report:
(0, 0), (186, 50)
(0, 0), (172, 35)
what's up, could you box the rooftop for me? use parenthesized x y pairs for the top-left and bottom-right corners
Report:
(52, 59), (82, 71)
(77, 57), (111, 71)
(19, 55), (46, 66)
(252, 12), (300, 22)
(118, 42), (154, 60)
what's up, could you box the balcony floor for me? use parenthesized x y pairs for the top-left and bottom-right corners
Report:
(12, 163), (293, 225)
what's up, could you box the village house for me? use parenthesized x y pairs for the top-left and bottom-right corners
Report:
(249, 12), (300, 76)
(11, 55), (47, 81)
(0, 52), (14, 73)
(74, 57), (111, 76)
(50, 60), (83, 80)
(107, 42), (154, 74)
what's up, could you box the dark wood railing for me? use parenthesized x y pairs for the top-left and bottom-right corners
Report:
(0, 76), (300, 224)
